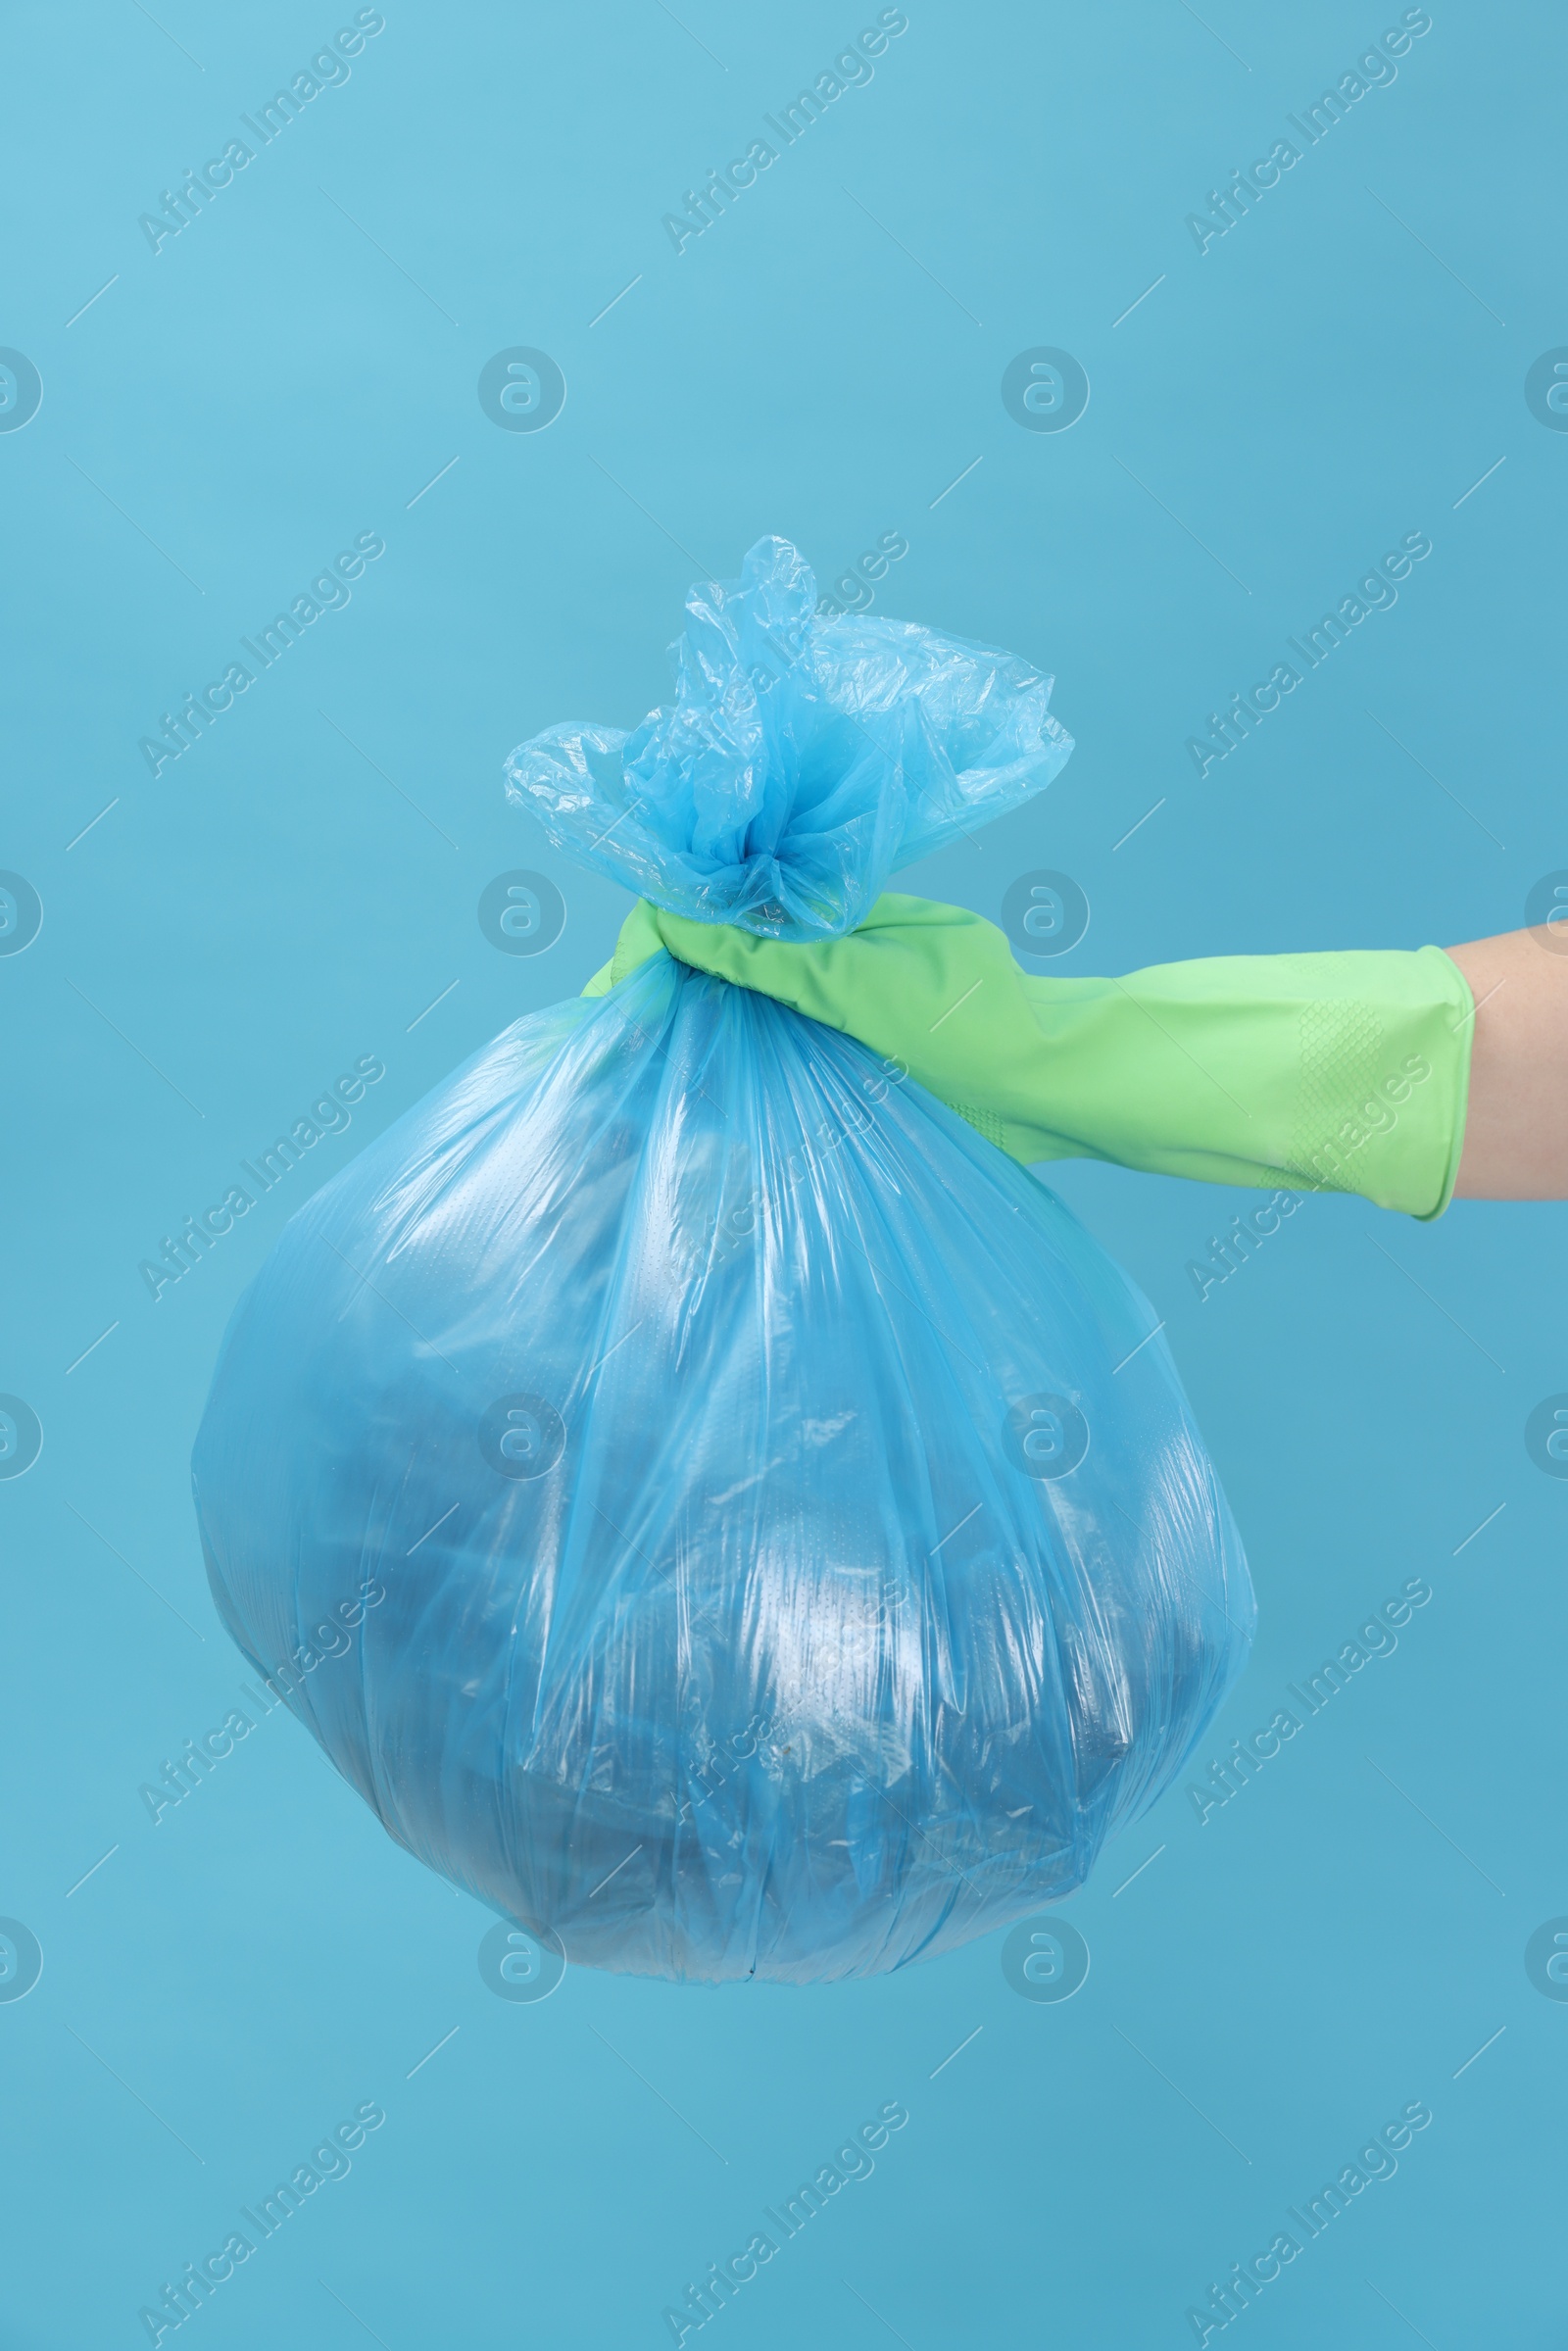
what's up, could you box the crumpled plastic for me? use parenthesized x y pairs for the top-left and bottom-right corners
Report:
(193, 538), (1253, 1984)
(503, 533), (1074, 939)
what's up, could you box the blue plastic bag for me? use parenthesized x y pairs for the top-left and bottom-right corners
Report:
(193, 539), (1252, 1984)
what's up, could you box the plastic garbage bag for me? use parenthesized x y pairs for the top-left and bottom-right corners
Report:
(510, 533), (1074, 940)
(192, 538), (1253, 1984)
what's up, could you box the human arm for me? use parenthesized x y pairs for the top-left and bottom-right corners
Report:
(589, 893), (1478, 1217)
(1445, 929), (1568, 1198)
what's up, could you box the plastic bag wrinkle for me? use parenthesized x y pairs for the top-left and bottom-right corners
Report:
(194, 541), (1252, 1983)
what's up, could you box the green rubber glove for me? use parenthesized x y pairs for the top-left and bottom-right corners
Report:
(584, 894), (1475, 1218)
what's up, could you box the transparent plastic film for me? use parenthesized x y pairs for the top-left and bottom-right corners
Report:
(193, 543), (1252, 1984)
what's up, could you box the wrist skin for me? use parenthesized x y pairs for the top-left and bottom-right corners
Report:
(1446, 930), (1568, 1199)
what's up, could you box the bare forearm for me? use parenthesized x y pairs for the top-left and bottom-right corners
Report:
(1446, 930), (1568, 1198)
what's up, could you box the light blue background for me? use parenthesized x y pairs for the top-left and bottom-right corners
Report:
(3, 1), (1563, 2342)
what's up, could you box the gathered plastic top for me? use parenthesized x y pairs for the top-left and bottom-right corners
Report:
(504, 535), (1074, 941)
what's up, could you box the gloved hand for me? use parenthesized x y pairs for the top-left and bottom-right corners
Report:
(584, 893), (1475, 1218)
